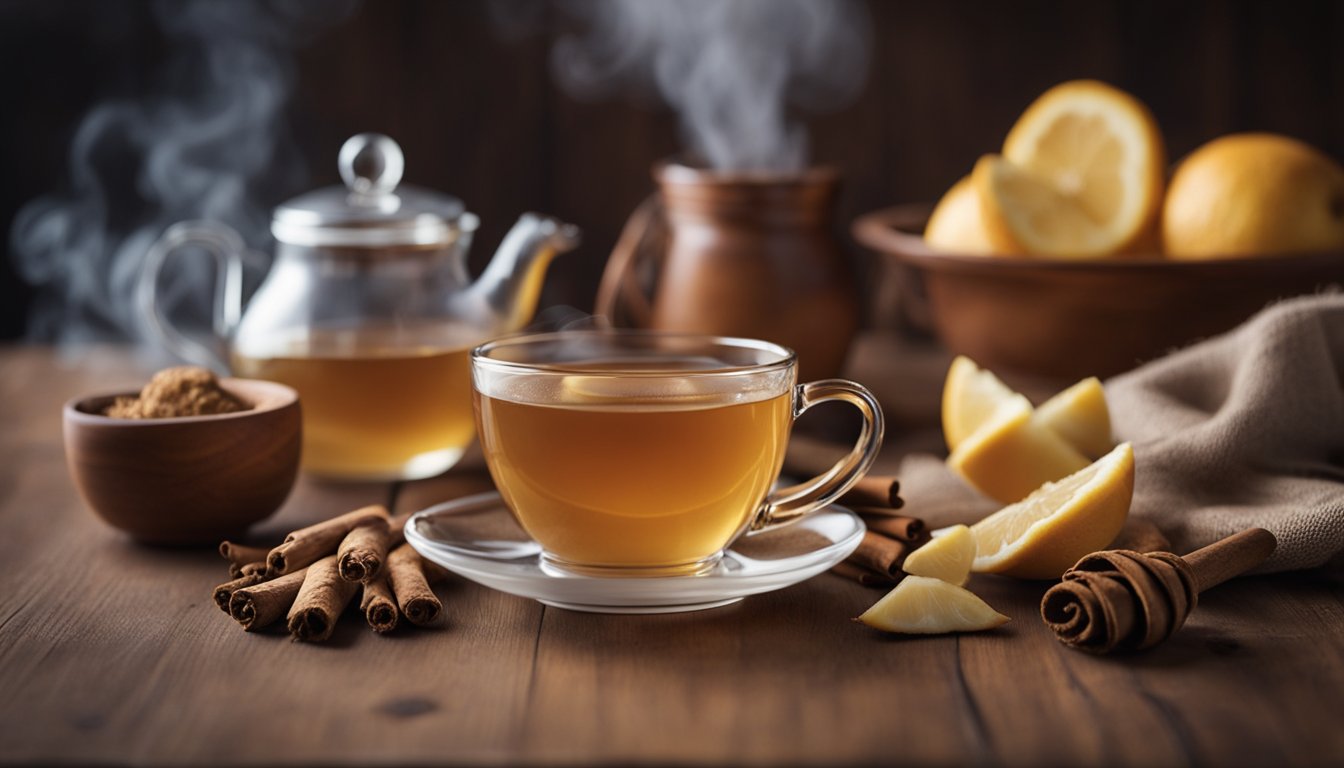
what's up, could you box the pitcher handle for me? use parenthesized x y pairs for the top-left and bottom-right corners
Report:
(750, 379), (885, 533)
(135, 220), (246, 372)
(594, 194), (664, 328)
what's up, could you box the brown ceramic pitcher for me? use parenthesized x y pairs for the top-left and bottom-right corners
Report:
(596, 163), (860, 381)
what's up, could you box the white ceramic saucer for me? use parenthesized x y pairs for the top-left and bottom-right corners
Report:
(405, 492), (865, 614)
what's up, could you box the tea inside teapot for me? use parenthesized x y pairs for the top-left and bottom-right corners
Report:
(231, 323), (479, 480)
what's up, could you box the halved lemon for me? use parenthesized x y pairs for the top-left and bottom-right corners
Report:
(942, 355), (1017, 452)
(857, 576), (1009, 634)
(1035, 377), (1113, 460)
(902, 525), (975, 586)
(971, 443), (1134, 579)
(947, 394), (1090, 504)
(977, 80), (1166, 258)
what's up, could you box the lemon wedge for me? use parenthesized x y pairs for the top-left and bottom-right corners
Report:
(947, 394), (1090, 504)
(1035, 377), (1113, 460)
(924, 176), (998, 255)
(902, 525), (975, 586)
(943, 356), (1114, 466)
(973, 155), (1107, 256)
(971, 443), (1134, 579)
(858, 576), (1009, 634)
(941, 355), (1018, 452)
(976, 80), (1165, 258)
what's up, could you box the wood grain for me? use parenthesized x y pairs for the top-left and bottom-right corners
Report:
(3, 344), (1344, 766)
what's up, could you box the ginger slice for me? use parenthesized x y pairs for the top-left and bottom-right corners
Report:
(857, 576), (1009, 634)
(902, 525), (975, 586)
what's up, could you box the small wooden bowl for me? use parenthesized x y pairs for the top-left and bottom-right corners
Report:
(63, 378), (301, 545)
(854, 204), (1344, 380)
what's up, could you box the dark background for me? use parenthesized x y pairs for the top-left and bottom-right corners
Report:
(3, 0), (1342, 341)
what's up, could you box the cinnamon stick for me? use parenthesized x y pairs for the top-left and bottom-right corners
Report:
(846, 531), (913, 580)
(267, 505), (390, 575)
(386, 544), (442, 626)
(825, 502), (930, 586)
(220, 541), (271, 578)
(338, 517), (392, 583)
(387, 510), (413, 547)
(838, 474), (902, 509)
(227, 561), (269, 580)
(288, 555), (359, 642)
(230, 568), (308, 631)
(854, 512), (925, 542)
(212, 572), (268, 613)
(830, 560), (901, 588)
(360, 575), (399, 634)
(783, 447), (902, 511)
(1041, 528), (1277, 654)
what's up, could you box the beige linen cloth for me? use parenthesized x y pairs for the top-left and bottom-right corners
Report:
(900, 292), (1344, 573)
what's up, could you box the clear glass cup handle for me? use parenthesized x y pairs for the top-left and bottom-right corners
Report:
(749, 379), (886, 533)
(135, 220), (246, 372)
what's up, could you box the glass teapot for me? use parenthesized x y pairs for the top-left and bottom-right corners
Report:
(137, 133), (580, 480)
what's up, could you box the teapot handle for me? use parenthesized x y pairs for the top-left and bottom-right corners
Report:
(135, 221), (246, 372)
(594, 194), (664, 328)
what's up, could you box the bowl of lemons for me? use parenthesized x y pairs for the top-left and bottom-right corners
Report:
(855, 80), (1344, 380)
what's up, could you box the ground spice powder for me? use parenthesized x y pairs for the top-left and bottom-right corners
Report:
(105, 366), (249, 418)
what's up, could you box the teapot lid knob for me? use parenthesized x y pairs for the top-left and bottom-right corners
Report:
(273, 132), (468, 247)
(339, 133), (404, 196)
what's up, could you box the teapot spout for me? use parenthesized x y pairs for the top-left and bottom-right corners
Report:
(469, 213), (581, 334)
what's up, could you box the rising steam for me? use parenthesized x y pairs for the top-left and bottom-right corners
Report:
(552, 0), (872, 171)
(9, 0), (356, 349)
(12, 0), (868, 347)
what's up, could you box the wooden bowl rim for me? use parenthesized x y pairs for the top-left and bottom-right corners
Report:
(852, 203), (1344, 276)
(63, 377), (299, 426)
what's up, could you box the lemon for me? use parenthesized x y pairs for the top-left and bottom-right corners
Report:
(976, 80), (1166, 258)
(943, 356), (1113, 461)
(947, 393), (1090, 504)
(1035, 377), (1113, 460)
(1163, 133), (1344, 258)
(971, 443), (1134, 579)
(973, 155), (1099, 256)
(941, 355), (1017, 452)
(924, 176), (998, 255)
(857, 576), (1009, 634)
(902, 525), (975, 586)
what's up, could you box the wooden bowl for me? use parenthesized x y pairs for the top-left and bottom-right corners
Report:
(63, 378), (301, 545)
(854, 204), (1344, 380)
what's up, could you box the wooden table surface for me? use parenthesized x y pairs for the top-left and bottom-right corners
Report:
(3, 338), (1343, 767)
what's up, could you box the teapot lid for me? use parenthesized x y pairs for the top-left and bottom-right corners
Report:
(271, 133), (479, 247)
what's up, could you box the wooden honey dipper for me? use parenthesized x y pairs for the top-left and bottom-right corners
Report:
(1041, 528), (1277, 654)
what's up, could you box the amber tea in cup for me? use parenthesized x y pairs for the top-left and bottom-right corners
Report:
(472, 331), (884, 576)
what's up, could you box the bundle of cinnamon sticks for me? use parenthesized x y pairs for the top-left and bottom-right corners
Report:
(213, 505), (447, 642)
(827, 472), (930, 587)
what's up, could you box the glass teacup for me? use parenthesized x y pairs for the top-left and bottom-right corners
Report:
(471, 331), (884, 577)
